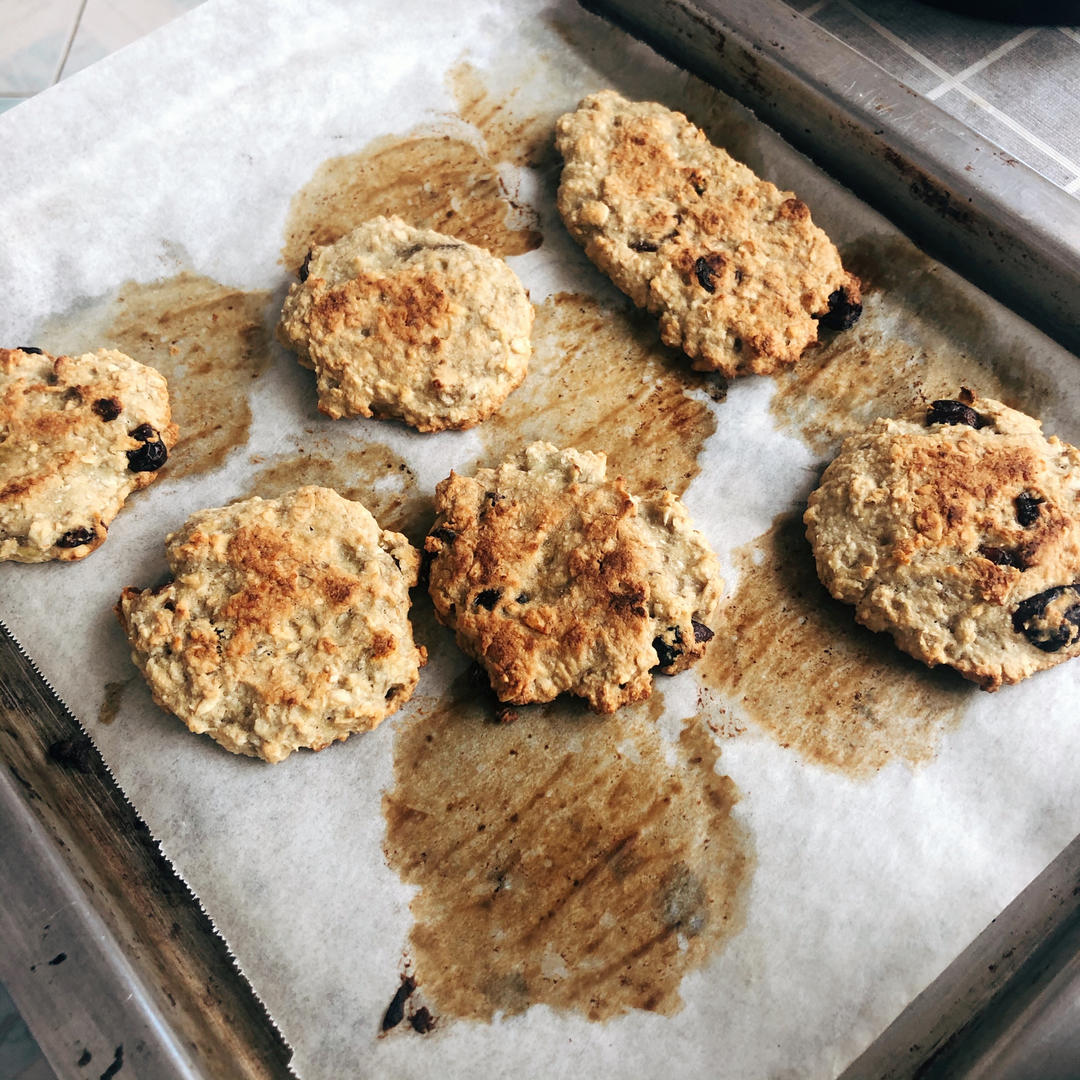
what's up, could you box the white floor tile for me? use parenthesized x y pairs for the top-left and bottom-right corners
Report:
(0, 0), (82, 93)
(62, 0), (207, 78)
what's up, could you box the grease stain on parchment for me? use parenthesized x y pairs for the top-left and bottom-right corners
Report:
(40, 273), (273, 479)
(98, 679), (132, 726)
(282, 132), (542, 274)
(383, 681), (751, 1022)
(479, 292), (720, 495)
(245, 440), (430, 541)
(772, 237), (1055, 456)
(700, 515), (971, 777)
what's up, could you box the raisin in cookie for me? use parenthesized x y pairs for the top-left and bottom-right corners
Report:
(0, 347), (176, 562)
(555, 91), (861, 379)
(118, 487), (425, 762)
(426, 443), (722, 712)
(805, 393), (1080, 689)
(277, 216), (533, 431)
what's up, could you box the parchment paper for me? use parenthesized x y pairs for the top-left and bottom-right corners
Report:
(2, 1), (1080, 1077)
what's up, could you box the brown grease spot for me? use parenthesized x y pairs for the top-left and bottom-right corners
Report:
(245, 440), (429, 542)
(40, 274), (273, 479)
(700, 515), (970, 777)
(479, 293), (718, 494)
(772, 237), (1053, 456)
(383, 682), (751, 1022)
(98, 679), (131, 726)
(282, 133), (541, 273)
(448, 60), (557, 169)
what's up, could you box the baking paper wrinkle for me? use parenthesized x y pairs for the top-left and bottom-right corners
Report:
(1, 1), (1080, 1078)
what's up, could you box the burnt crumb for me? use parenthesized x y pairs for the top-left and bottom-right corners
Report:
(381, 975), (416, 1031)
(1015, 492), (1044, 527)
(47, 735), (94, 773)
(692, 619), (715, 644)
(958, 386), (976, 404)
(927, 399), (985, 429)
(1013, 585), (1080, 653)
(630, 238), (659, 253)
(431, 526), (457, 544)
(92, 397), (122, 421)
(18, 346), (45, 355)
(816, 287), (862, 331)
(493, 706), (518, 725)
(474, 588), (501, 611)
(298, 249), (313, 282)
(126, 435), (168, 473)
(99, 1045), (124, 1080)
(77, 1049), (92, 1067)
(408, 1006), (436, 1034)
(48, 952), (67, 966)
(978, 544), (1032, 570)
(56, 527), (97, 549)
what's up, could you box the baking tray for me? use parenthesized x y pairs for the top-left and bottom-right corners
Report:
(2, 1), (1079, 1077)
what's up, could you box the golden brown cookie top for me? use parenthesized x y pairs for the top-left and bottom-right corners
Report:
(0, 347), (177, 562)
(118, 486), (425, 762)
(556, 91), (860, 377)
(426, 443), (722, 712)
(277, 216), (533, 431)
(805, 392), (1080, 689)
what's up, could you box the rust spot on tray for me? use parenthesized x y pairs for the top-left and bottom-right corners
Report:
(479, 292), (719, 494)
(384, 681), (752, 1022)
(40, 274), (274, 479)
(699, 514), (970, 777)
(772, 237), (1054, 457)
(244, 439), (429, 542)
(281, 131), (542, 274)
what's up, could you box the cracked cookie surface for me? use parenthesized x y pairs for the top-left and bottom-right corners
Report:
(426, 443), (722, 712)
(805, 393), (1080, 689)
(277, 216), (533, 431)
(555, 91), (860, 378)
(118, 486), (425, 762)
(0, 347), (177, 562)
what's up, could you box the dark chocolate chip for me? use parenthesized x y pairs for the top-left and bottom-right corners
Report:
(298, 250), (313, 282)
(381, 976), (416, 1031)
(129, 422), (156, 441)
(694, 256), (716, 293)
(408, 1006), (435, 1034)
(474, 588), (501, 611)
(734, 268), (744, 284)
(1015, 492), (1044, 527)
(816, 288), (862, 331)
(56, 527), (96, 549)
(516, 592), (530, 604)
(927, 399), (985, 429)
(92, 397), (121, 421)
(484, 491), (504, 506)
(691, 619), (714, 644)
(127, 438), (168, 472)
(1012, 586), (1080, 652)
(19, 346), (45, 354)
(431, 526), (457, 544)
(653, 636), (681, 668)
(978, 544), (1031, 570)
(630, 239), (659, 253)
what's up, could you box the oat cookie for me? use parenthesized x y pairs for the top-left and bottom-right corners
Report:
(555, 91), (861, 378)
(0, 347), (177, 563)
(277, 216), (533, 431)
(426, 443), (722, 712)
(805, 392), (1080, 689)
(118, 486), (425, 762)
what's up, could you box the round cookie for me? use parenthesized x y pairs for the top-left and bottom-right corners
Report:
(805, 392), (1080, 689)
(117, 486), (426, 762)
(555, 91), (861, 378)
(425, 442), (722, 713)
(0, 347), (177, 563)
(277, 216), (533, 431)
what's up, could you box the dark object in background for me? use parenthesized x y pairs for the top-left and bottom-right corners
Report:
(915, 0), (1080, 22)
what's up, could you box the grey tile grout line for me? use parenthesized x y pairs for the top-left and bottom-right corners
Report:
(925, 27), (1036, 101)
(834, 0), (1080, 188)
(51, 0), (90, 85)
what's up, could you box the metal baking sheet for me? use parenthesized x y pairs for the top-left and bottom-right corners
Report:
(2, 1), (1080, 1077)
